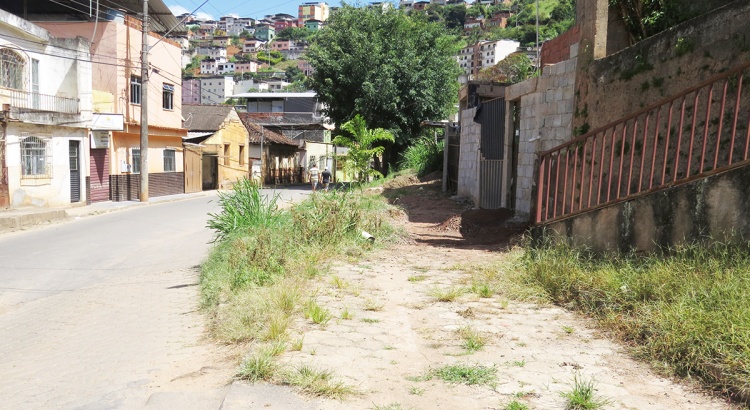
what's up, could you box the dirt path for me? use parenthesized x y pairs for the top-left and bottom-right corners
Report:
(261, 177), (734, 410)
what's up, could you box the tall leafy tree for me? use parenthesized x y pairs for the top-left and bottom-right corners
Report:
(306, 5), (461, 170)
(334, 114), (395, 183)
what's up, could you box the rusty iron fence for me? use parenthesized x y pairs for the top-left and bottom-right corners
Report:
(536, 61), (750, 224)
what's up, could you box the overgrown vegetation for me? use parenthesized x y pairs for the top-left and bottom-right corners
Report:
(399, 135), (444, 177)
(521, 240), (750, 403)
(201, 179), (401, 389)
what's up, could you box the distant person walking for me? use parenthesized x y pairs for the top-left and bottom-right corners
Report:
(321, 167), (332, 191)
(308, 164), (320, 191)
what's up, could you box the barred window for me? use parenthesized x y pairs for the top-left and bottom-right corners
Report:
(0, 48), (24, 90)
(164, 149), (175, 172)
(21, 136), (51, 178)
(130, 75), (141, 105)
(132, 148), (141, 173)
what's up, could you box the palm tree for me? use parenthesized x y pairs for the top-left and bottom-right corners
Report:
(334, 114), (395, 183)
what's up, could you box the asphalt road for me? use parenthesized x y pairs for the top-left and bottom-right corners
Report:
(0, 187), (310, 409)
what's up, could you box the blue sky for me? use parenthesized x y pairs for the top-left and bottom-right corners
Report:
(167, 1), (350, 22)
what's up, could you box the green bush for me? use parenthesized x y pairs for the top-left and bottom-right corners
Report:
(400, 136), (444, 177)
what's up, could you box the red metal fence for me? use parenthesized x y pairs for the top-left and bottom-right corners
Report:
(536, 61), (750, 224)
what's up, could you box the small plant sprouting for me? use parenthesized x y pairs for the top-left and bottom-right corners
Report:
(457, 326), (487, 353)
(340, 306), (354, 320)
(408, 274), (427, 282)
(504, 400), (529, 410)
(364, 298), (384, 311)
(562, 325), (575, 334)
(361, 317), (380, 323)
(304, 300), (332, 325)
(560, 373), (611, 410)
(291, 337), (304, 351)
(409, 386), (425, 396)
(429, 286), (465, 302)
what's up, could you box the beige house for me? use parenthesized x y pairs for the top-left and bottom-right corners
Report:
(183, 105), (250, 190)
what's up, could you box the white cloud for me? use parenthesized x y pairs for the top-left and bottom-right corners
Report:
(168, 4), (214, 20)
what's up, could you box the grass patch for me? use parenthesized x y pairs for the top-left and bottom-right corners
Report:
(432, 363), (497, 386)
(236, 349), (278, 382)
(340, 306), (354, 320)
(408, 274), (427, 282)
(429, 286), (465, 302)
(504, 401), (529, 410)
(457, 326), (487, 353)
(522, 241), (750, 402)
(409, 386), (425, 395)
(364, 298), (384, 311)
(201, 182), (402, 345)
(361, 318), (380, 324)
(471, 282), (494, 298)
(304, 300), (332, 325)
(291, 336), (304, 351)
(282, 364), (354, 399)
(560, 373), (611, 410)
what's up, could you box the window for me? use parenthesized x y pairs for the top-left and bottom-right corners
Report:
(162, 83), (174, 110)
(21, 136), (50, 178)
(239, 145), (245, 166)
(130, 75), (141, 104)
(0, 48), (25, 90)
(223, 144), (230, 166)
(132, 148), (141, 173)
(164, 149), (175, 172)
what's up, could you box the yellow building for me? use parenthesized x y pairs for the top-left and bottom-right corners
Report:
(298, 2), (330, 25)
(183, 106), (250, 190)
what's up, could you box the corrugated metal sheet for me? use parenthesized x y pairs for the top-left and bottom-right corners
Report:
(478, 98), (505, 159)
(480, 159), (504, 209)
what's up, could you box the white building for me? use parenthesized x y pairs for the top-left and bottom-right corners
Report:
(196, 46), (227, 59)
(217, 61), (236, 74)
(233, 79), (269, 94)
(200, 76), (236, 105)
(0, 12), (93, 209)
(456, 39), (520, 77)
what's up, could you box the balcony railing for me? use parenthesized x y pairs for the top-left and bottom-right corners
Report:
(536, 60), (750, 224)
(1, 87), (80, 115)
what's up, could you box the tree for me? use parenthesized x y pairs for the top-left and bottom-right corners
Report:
(307, 5), (461, 170)
(476, 53), (535, 83)
(334, 114), (395, 183)
(276, 26), (312, 41)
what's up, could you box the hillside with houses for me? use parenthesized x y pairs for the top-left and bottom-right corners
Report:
(175, 0), (575, 105)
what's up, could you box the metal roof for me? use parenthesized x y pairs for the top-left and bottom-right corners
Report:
(0, 0), (183, 33)
(231, 92), (318, 99)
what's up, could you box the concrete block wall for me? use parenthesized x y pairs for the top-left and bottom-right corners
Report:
(457, 107), (481, 205)
(506, 48), (578, 215)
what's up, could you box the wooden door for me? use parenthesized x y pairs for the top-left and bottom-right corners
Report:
(184, 147), (202, 193)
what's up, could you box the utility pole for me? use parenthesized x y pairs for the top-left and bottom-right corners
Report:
(259, 125), (264, 188)
(140, 0), (149, 202)
(535, 0), (539, 70)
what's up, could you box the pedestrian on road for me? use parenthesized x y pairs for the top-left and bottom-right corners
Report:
(309, 164), (320, 191)
(321, 167), (332, 192)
